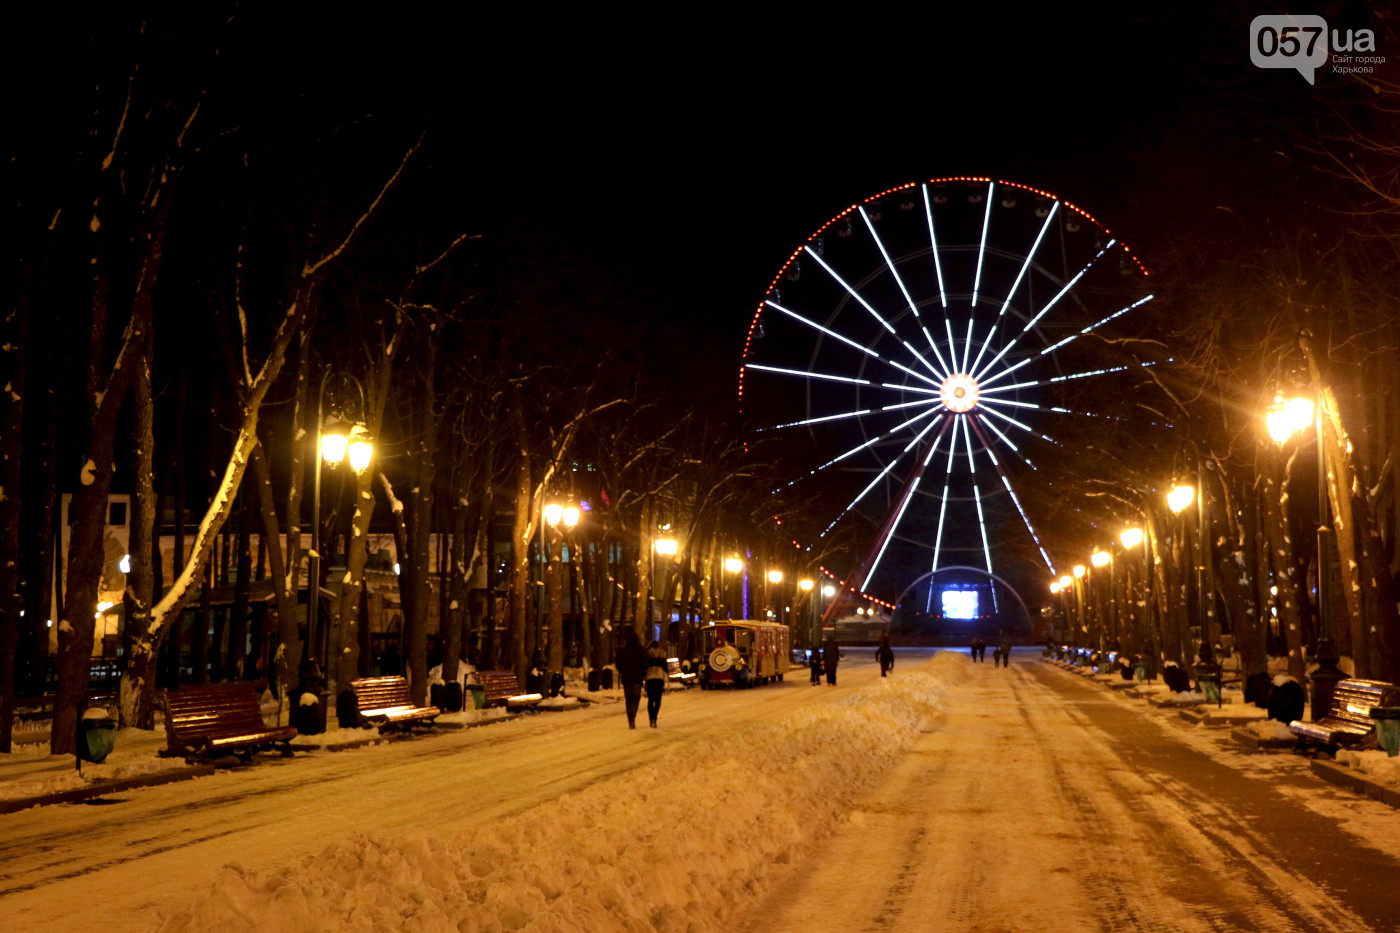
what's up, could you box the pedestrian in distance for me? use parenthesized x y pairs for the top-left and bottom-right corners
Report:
(999, 634), (1013, 669)
(809, 647), (823, 686)
(876, 635), (895, 678)
(616, 628), (649, 729)
(645, 639), (667, 728)
(823, 637), (840, 686)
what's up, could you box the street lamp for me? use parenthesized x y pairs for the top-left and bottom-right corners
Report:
(1268, 391), (1343, 720)
(1166, 484), (1195, 513)
(1120, 527), (1143, 549)
(723, 556), (744, 619)
(307, 374), (372, 684)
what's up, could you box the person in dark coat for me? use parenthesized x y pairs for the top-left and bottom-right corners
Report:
(644, 639), (668, 727)
(998, 634), (1013, 668)
(616, 629), (649, 729)
(809, 647), (823, 685)
(876, 636), (895, 677)
(823, 637), (839, 685)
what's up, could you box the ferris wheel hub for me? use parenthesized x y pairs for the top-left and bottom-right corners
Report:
(940, 373), (981, 413)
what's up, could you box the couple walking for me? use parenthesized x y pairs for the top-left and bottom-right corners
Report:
(617, 629), (667, 729)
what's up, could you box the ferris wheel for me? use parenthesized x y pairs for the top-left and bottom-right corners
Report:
(740, 177), (1157, 604)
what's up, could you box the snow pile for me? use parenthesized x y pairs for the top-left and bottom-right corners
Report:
(1243, 719), (1295, 741)
(156, 654), (963, 933)
(0, 726), (187, 801)
(1336, 749), (1400, 788)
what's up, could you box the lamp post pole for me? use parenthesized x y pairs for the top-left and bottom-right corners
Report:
(1311, 397), (1345, 720)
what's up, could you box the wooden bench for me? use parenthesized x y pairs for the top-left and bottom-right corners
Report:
(159, 682), (296, 762)
(478, 671), (542, 710)
(667, 658), (696, 687)
(348, 676), (440, 730)
(1289, 678), (1400, 749)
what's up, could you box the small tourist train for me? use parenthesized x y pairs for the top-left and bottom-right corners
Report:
(697, 620), (790, 689)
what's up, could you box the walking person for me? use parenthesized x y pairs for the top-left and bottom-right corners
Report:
(999, 633), (1013, 669)
(809, 646), (823, 686)
(617, 628), (648, 729)
(823, 637), (839, 685)
(645, 639), (667, 727)
(876, 635), (895, 678)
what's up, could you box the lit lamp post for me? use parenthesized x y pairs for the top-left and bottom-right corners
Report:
(307, 375), (373, 685)
(537, 501), (578, 656)
(1071, 564), (1086, 649)
(1056, 574), (1072, 647)
(797, 578), (814, 646)
(1166, 482), (1196, 661)
(766, 569), (784, 624)
(1267, 392), (1343, 720)
(723, 556), (744, 619)
(1091, 549), (1112, 650)
(1119, 526), (1144, 670)
(653, 535), (678, 643)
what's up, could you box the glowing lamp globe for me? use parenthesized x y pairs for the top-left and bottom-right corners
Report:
(1120, 527), (1143, 549)
(1166, 485), (1195, 513)
(543, 503), (563, 526)
(1072, 564), (1086, 579)
(767, 569), (784, 584)
(798, 578), (814, 592)
(561, 506), (581, 528)
(1091, 551), (1110, 568)
(724, 557), (744, 574)
(654, 537), (678, 556)
(939, 373), (980, 413)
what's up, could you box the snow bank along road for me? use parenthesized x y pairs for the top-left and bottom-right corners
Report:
(1, 650), (1398, 932)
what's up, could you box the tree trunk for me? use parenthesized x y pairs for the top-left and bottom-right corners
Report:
(546, 525), (563, 674)
(249, 441), (299, 699)
(0, 260), (27, 752)
(119, 323), (157, 727)
(509, 433), (534, 682)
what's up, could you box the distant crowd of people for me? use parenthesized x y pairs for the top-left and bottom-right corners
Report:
(970, 634), (1014, 667)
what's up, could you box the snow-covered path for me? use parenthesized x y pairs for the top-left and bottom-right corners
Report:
(758, 656), (1400, 933)
(3, 650), (1399, 932)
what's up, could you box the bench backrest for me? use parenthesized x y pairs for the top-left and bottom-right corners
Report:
(350, 676), (415, 711)
(1327, 679), (1400, 729)
(478, 670), (524, 701)
(161, 683), (269, 740)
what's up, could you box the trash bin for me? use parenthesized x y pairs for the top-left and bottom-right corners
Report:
(600, 668), (614, 690)
(79, 708), (117, 764)
(443, 682), (463, 712)
(1371, 707), (1400, 757)
(587, 669), (601, 692)
(291, 688), (328, 735)
(467, 684), (485, 709)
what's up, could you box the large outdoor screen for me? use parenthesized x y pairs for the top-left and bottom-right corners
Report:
(941, 589), (979, 620)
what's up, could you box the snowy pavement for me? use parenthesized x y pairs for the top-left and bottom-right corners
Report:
(2, 649), (1399, 932)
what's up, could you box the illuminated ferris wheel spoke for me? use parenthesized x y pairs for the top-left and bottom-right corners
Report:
(999, 202), (1060, 319)
(967, 201), (1062, 375)
(972, 484), (994, 574)
(804, 406), (943, 477)
(901, 341), (947, 381)
(1048, 407), (1128, 421)
(977, 379), (1040, 395)
(977, 402), (1035, 436)
(962, 413), (978, 473)
(921, 184), (948, 309)
(745, 363), (872, 387)
(859, 207), (945, 380)
(1047, 359), (1161, 384)
(969, 417), (1056, 572)
(1039, 294), (1155, 357)
(929, 417), (964, 573)
(973, 240), (1116, 382)
(803, 245), (898, 336)
(763, 408), (874, 431)
(970, 181), (994, 306)
(977, 357), (1032, 390)
(763, 299), (943, 387)
(979, 395), (1042, 412)
(819, 416), (949, 538)
(960, 318), (976, 374)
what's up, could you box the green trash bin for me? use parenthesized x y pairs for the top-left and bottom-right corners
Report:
(468, 684), (486, 710)
(79, 708), (117, 764)
(1371, 707), (1400, 757)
